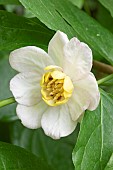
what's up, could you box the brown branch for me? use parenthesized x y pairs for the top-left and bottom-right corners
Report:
(93, 60), (113, 74)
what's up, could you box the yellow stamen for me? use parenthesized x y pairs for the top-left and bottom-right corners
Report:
(40, 65), (74, 106)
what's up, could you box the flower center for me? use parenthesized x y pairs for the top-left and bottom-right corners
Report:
(40, 65), (74, 106)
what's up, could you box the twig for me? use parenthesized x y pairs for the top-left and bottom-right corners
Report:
(93, 60), (113, 74)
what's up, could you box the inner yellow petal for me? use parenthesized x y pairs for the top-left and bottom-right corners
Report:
(45, 65), (62, 71)
(40, 74), (44, 85)
(51, 70), (65, 79)
(64, 91), (72, 98)
(63, 76), (74, 93)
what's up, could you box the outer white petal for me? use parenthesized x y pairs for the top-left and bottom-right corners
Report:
(17, 101), (48, 129)
(9, 46), (54, 74)
(10, 72), (41, 106)
(68, 73), (100, 121)
(63, 37), (92, 82)
(48, 31), (69, 67)
(41, 104), (77, 139)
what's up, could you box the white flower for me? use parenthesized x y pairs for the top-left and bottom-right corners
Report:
(9, 31), (100, 139)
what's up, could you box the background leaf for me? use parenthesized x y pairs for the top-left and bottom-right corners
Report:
(0, 141), (53, 170)
(69, 0), (84, 9)
(0, 52), (17, 122)
(0, 10), (54, 51)
(73, 89), (113, 170)
(98, 0), (113, 18)
(10, 121), (79, 170)
(0, 0), (20, 5)
(95, 2), (113, 33)
(19, 0), (113, 64)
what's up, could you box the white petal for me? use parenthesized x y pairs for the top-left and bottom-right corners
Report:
(63, 38), (92, 82)
(17, 101), (48, 129)
(9, 46), (54, 74)
(41, 104), (77, 139)
(10, 72), (41, 106)
(48, 31), (69, 67)
(68, 73), (100, 121)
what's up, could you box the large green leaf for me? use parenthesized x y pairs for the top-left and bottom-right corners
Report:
(0, 10), (54, 51)
(0, 141), (53, 170)
(98, 0), (113, 18)
(19, 0), (75, 37)
(10, 121), (79, 170)
(73, 89), (113, 170)
(19, 0), (113, 64)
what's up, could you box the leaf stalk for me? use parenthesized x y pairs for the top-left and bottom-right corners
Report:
(98, 74), (113, 85)
(0, 97), (15, 108)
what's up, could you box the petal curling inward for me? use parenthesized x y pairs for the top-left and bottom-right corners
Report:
(48, 31), (69, 67)
(9, 46), (54, 75)
(10, 72), (41, 106)
(51, 70), (65, 79)
(68, 72), (100, 121)
(45, 65), (62, 71)
(63, 76), (74, 93)
(41, 104), (77, 139)
(17, 101), (48, 129)
(63, 37), (92, 82)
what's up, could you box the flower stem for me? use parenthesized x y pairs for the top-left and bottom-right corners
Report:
(0, 97), (16, 108)
(98, 74), (113, 85)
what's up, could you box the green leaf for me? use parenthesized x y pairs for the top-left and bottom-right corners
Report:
(98, 0), (113, 18)
(10, 121), (79, 170)
(0, 141), (53, 170)
(104, 153), (113, 170)
(0, 10), (54, 51)
(96, 2), (113, 33)
(0, 0), (20, 5)
(69, 0), (84, 8)
(19, 0), (77, 38)
(73, 89), (113, 170)
(0, 53), (17, 122)
(19, 0), (113, 64)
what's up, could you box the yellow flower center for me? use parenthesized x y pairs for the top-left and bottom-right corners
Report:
(40, 65), (74, 106)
